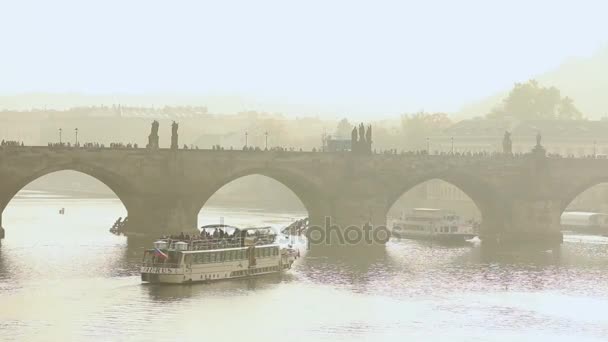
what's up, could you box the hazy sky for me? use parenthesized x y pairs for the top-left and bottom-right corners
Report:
(1, 0), (607, 116)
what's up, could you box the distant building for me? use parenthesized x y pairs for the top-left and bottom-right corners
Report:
(323, 135), (352, 152)
(416, 118), (608, 214)
(430, 118), (608, 156)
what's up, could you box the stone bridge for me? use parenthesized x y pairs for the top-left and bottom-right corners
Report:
(0, 146), (604, 247)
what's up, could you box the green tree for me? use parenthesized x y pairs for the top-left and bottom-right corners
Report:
(488, 80), (583, 120)
(557, 96), (582, 120)
(335, 118), (352, 139)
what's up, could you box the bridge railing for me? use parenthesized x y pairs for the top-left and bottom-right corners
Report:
(141, 262), (182, 268)
(3, 144), (608, 161)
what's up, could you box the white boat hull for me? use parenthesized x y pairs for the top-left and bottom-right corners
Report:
(390, 208), (478, 243)
(391, 230), (475, 242)
(141, 247), (298, 284)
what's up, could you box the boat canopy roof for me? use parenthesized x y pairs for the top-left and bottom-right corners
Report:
(199, 224), (276, 234)
(561, 211), (608, 226)
(239, 226), (275, 235)
(181, 244), (279, 254)
(200, 224), (240, 231)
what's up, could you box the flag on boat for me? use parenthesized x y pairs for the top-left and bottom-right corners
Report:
(154, 248), (168, 259)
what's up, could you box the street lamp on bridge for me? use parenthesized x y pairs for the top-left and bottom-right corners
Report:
(265, 131), (269, 150)
(426, 137), (430, 155)
(594, 140), (597, 157)
(59, 128), (62, 144)
(75, 128), (79, 146)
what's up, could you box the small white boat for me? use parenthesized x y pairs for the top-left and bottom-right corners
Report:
(141, 225), (300, 284)
(390, 208), (477, 243)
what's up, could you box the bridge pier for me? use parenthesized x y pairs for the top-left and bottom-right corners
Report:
(0, 199), (7, 244)
(481, 199), (563, 249)
(308, 197), (389, 248)
(123, 195), (199, 237)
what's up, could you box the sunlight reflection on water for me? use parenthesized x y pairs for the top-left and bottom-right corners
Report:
(1, 194), (608, 341)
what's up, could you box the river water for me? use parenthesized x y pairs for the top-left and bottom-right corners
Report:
(1, 192), (608, 341)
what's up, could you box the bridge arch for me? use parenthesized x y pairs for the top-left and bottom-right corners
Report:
(385, 171), (507, 236)
(560, 176), (608, 215)
(1, 162), (135, 208)
(0, 162), (136, 231)
(194, 167), (327, 228)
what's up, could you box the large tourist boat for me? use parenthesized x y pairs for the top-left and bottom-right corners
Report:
(141, 224), (300, 284)
(560, 211), (608, 235)
(390, 208), (477, 243)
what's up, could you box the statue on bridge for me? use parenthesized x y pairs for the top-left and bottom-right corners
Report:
(147, 120), (160, 149)
(171, 121), (179, 150)
(351, 123), (373, 155)
(502, 131), (512, 155)
(351, 127), (358, 150)
(358, 123), (365, 143)
(532, 130), (546, 157)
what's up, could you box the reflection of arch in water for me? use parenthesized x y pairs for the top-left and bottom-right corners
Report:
(299, 246), (391, 286)
(0, 165), (133, 230)
(386, 172), (504, 235)
(195, 168), (325, 227)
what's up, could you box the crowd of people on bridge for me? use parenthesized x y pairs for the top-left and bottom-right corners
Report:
(45, 142), (142, 149)
(182, 144), (201, 149)
(81, 142), (103, 148)
(48, 142), (78, 148)
(109, 142), (138, 149)
(1, 140), (24, 147)
(235, 145), (304, 152)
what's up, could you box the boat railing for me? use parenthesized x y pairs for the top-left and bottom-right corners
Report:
(142, 262), (182, 268)
(162, 236), (276, 251)
(188, 239), (242, 250)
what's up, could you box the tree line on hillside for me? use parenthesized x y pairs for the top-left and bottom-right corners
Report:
(334, 80), (584, 151)
(487, 79), (582, 120)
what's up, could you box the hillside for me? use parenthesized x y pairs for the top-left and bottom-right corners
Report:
(458, 46), (608, 119)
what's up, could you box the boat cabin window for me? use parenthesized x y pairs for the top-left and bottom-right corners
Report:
(186, 249), (251, 264)
(253, 247), (275, 258)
